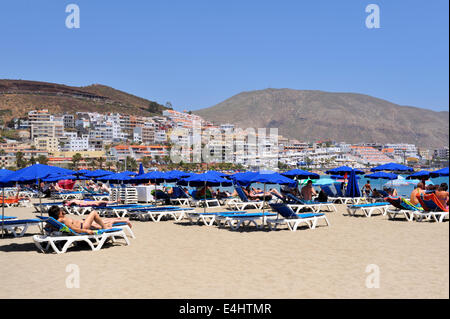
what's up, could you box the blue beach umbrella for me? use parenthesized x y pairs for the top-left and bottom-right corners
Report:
(430, 167), (449, 178)
(325, 166), (365, 175)
(246, 172), (297, 215)
(138, 163), (145, 176)
(230, 171), (259, 187)
(282, 169), (320, 180)
(406, 170), (431, 180)
(42, 174), (78, 183)
(0, 164), (75, 184)
(83, 169), (114, 178)
(345, 170), (361, 198)
(370, 163), (413, 172)
(365, 172), (398, 180)
(97, 172), (136, 184)
(75, 169), (92, 176)
(178, 172), (233, 213)
(0, 169), (13, 178)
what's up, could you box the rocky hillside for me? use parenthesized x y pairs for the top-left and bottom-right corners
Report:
(196, 89), (449, 149)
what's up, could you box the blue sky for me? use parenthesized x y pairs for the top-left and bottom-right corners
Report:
(0, 0), (448, 111)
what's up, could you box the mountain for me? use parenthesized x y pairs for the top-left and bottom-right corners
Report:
(195, 89), (449, 149)
(0, 79), (169, 122)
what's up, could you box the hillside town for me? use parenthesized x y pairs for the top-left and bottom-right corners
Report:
(0, 108), (448, 171)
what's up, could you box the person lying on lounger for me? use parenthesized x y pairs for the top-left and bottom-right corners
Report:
(410, 182), (426, 206)
(63, 199), (118, 207)
(436, 183), (449, 210)
(47, 206), (131, 235)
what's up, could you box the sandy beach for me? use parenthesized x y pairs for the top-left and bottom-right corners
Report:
(0, 200), (448, 299)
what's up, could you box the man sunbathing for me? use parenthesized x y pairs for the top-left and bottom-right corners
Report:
(410, 182), (425, 206)
(47, 206), (131, 235)
(301, 180), (317, 201)
(63, 199), (118, 207)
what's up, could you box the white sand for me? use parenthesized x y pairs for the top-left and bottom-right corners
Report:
(0, 200), (448, 299)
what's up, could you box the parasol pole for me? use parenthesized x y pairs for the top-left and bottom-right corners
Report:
(204, 180), (207, 215)
(1, 186), (5, 238)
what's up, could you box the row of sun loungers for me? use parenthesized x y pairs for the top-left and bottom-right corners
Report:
(345, 193), (449, 222)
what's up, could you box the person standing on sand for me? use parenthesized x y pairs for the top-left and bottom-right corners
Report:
(410, 182), (426, 206)
(363, 180), (372, 196)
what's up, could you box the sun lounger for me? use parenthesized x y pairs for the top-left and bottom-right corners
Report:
(414, 193), (449, 223)
(1, 219), (43, 237)
(33, 217), (129, 254)
(334, 185), (364, 205)
(267, 203), (330, 231)
(346, 202), (391, 217)
(385, 197), (416, 221)
(226, 187), (265, 211)
(215, 212), (277, 230)
(127, 206), (195, 222)
(285, 194), (337, 213)
(0, 216), (17, 220)
(95, 204), (156, 218)
(169, 187), (191, 206)
(185, 211), (245, 226)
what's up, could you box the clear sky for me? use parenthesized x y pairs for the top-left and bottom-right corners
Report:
(0, 0), (448, 112)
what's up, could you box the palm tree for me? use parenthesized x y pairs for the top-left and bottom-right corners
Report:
(37, 155), (49, 165)
(15, 152), (26, 169)
(125, 156), (137, 172)
(88, 158), (97, 170)
(106, 161), (114, 171)
(97, 157), (106, 169)
(71, 153), (83, 170)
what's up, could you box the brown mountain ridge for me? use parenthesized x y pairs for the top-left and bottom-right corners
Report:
(195, 88), (449, 149)
(0, 79), (168, 122)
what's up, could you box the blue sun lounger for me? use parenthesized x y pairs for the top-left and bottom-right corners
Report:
(169, 187), (191, 206)
(285, 194), (337, 213)
(1, 219), (43, 237)
(226, 187), (265, 211)
(33, 216), (129, 254)
(266, 203), (330, 231)
(346, 202), (391, 217)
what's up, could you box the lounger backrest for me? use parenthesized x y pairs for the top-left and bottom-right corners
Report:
(172, 187), (189, 199)
(271, 191), (285, 202)
(37, 216), (76, 235)
(286, 193), (304, 204)
(270, 203), (297, 219)
(417, 193), (448, 212)
(235, 187), (250, 202)
(334, 184), (344, 197)
(321, 185), (336, 197)
(379, 190), (390, 197)
(385, 197), (403, 209)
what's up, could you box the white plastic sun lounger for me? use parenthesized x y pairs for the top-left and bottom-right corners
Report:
(128, 207), (195, 222)
(1, 219), (43, 237)
(267, 204), (330, 231)
(346, 202), (391, 218)
(185, 211), (245, 226)
(33, 217), (129, 254)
